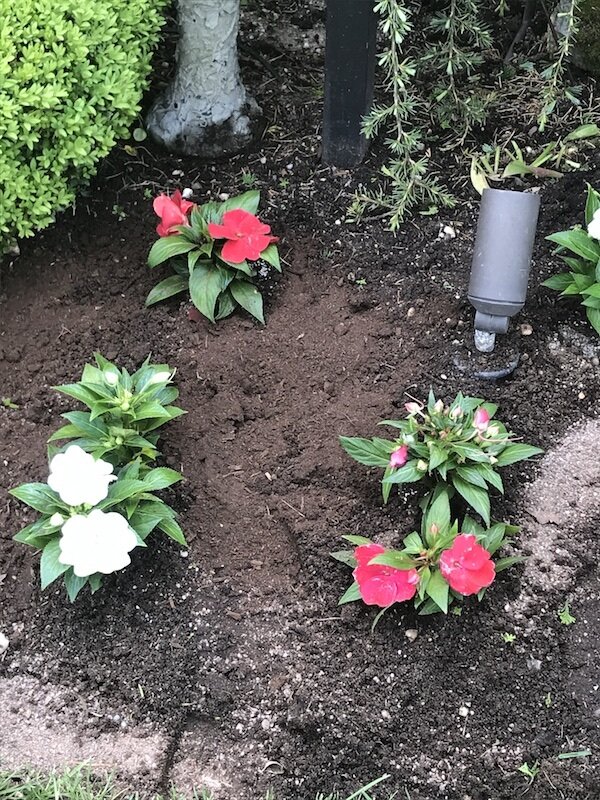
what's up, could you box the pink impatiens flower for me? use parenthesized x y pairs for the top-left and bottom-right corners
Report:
(153, 191), (194, 237)
(353, 543), (419, 607)
(208, 209), (278, 263)
(473, 407), (490, 431)
(439, 534), (495, 596)
(390, 445), (409, 469)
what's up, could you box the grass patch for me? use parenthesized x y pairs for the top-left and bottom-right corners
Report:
(0, 769), (394, 800)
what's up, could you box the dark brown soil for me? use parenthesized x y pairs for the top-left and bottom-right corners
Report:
(1, 4), (600, 799)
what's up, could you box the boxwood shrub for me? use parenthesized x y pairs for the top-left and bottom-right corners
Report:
(0, 0), (167, 251)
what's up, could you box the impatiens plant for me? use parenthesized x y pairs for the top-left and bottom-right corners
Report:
(333, 486), (520, 618)
(340, 391), (542, 524)
(11, 446), (186, 601)
(147, 189), (280, 324)
(542, 184), (600, 335)
(50, 353), (185, 465)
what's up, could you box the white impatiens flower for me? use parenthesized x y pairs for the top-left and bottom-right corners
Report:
(48, 445), (116, 507)
(588, 209), (600, 241)
(58, 509), (139, 577)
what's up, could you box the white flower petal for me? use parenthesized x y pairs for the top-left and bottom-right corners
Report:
(587, 210), (600, 241)
(48, 445), (116, 507)
(59, 509), (138, 577)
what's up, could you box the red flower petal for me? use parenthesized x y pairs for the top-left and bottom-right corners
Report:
(221, 238), (251, 264)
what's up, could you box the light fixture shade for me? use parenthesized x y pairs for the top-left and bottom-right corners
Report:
(468, 188), (540, 334)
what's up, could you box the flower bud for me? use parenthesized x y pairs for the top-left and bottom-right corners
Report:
(485, 425), (500, 438)
(104, 370), (119, 387)
(416, 459), (428, 471)
(473, 408), (490, 431)
(449, 406), (463, 420)
(115, 436), (124, 445)
(390, 445), (409, 469)
(404, 402), (422, 415)
(489, 455), (498, 464)
(430, 523), (439, 536)
(120, 401), (130, 411)
(148, 370), (172, 386)
(49, 512), (65, 527)
(403, 434), (415, 445)
(433, 399), (444, 414)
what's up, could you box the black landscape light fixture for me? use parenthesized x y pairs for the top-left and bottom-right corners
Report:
(468, 188), (540, 353)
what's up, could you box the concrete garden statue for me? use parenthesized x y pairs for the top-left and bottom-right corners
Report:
(146, 0), (259, 156)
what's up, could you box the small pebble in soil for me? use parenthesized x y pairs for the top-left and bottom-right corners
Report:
(407, 307), (416, 319)
(520, 323), (533, 336)
(439, 224), (456, 240)
(458, 706), (469, 717)
(0, 632), (8, 654)
(405, 629), (418, 642)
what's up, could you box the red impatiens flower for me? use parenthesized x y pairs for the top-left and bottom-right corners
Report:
(353, 543), (420, 608)
(390, 445), (409, 469)
(439, 534), (495, 596)
(208, 209), (278, 263)
(153, 191), (194, 237)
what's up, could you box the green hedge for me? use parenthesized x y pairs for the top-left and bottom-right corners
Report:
(0, 0), (166, 251)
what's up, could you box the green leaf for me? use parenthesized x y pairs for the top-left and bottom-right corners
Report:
(342, 535), (373, 546)
(221, 190), (260, 215)
(452, 475), (490, 525)
(542, 273), (576, 292)
(403, 531), (424, 554)
(47, 423), (82, 442)
(339, 436), (391, 467)
(495, 444), (543, 467)
(547, 229), (600, 263)
(370, 551), (417, 570)
(451, 443), (492, 463)
(382, 465), (393, 504)
(131, 401), (172, 422)
(456, 465), (488, 490)
(425, 570), (449, 614)
(382, 460), (425, 484)
(63, 570), (88, 602)
(585, 183), (600, 225)
(423, 486), (451, 538)
(158, 516), (187, 546)
(53, 383), (99, 408)
(581, 295), (600, 308)
(481, 523), (510, 555)
(330, 550), (357, 567)
(495, 555), (525, 572)
(429, 444), (447, 471)
(215, 288), (237, 320)
(230, 279), (264, 323)
(145, 275), (188, 306)
(477, 463), (504, 493)
(586, 306), (600, 335)
(189, 263), (226, 323)
(61, 411), (107, 439)
(40, 539), (70, 589)
(96, 479), (148, 509)
(10, 483), (60, 514)
(142, 468), (182, 491)
(417, 597), (445, 615)
(261, 244), (281, 272)
(148, 237), (196, 268)
(339, 581), (362, 605)
(378, 419), (409, 431)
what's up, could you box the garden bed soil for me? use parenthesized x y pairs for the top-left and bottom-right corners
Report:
(2, 3), (600, 798)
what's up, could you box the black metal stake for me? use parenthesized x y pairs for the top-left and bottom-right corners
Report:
(322, 0), (377, 168)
